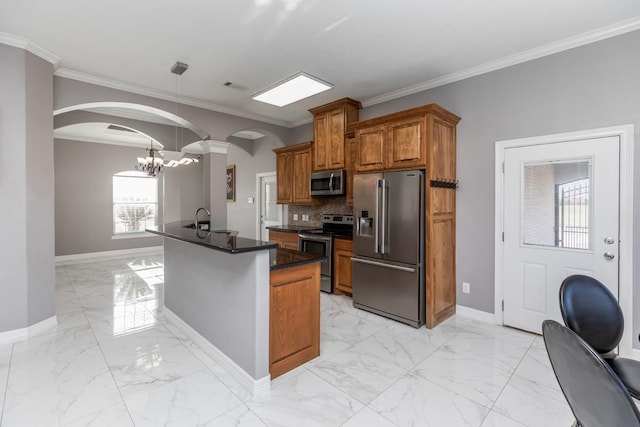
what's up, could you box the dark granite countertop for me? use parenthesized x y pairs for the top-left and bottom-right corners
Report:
(266, 225), (321, 233)
(147, 221), (277, 254)
(269, 248), (325, 271)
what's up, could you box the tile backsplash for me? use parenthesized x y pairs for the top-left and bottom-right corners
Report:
(288, 197), (353, 227)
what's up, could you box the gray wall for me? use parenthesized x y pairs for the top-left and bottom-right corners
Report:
(163, 162), (203, 223)
(310, 31), (640, 338)
(290, 124), (313, 145)
(0, 45), (55, 331)
(54, 138), (164, 256)
(25, 49), (56, 325)
(226, 136), (284, 238)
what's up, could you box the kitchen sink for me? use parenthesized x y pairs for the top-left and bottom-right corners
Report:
(182, 222), (236, 235)
(183, 221), (210, 230)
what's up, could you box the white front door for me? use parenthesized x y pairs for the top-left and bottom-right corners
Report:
(257, 172), (283, 241)
(502, 136), (620, 334)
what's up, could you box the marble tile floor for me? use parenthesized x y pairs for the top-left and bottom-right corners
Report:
(0, 250), (575, 426)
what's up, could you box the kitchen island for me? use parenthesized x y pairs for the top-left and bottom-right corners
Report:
(147, 221), (323, 396)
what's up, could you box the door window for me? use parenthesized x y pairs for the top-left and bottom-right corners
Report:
(522, 159), (591, 250)
(301, 240), (327, 257)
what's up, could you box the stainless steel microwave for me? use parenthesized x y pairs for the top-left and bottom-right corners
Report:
(310, 169), (345, 196)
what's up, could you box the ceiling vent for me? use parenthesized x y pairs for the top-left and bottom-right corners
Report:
(171, 61), (189, 75)
(223, 81), (248, 91)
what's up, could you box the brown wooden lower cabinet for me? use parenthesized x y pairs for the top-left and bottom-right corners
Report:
(333, 238), (353, 295)
(269, 261), (320, 378)
(268, 229), (299, 250)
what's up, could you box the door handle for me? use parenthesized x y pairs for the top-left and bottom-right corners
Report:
(604, 252), (615, 260)
(380, 179), (387, 254)
(375, 179), (381, 253)
(604, 237), (615, 245)
(351, 257), (416, 273)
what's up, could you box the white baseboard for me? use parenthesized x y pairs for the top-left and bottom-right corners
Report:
(55, 246), (163, 265)
(162, 307), (271, 397)
(0, 315), (57, 345)
(456, 305), (495, 324)
(631, 349), (640, 361)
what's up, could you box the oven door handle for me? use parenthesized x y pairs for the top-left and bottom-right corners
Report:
(298, 233), (332, 242)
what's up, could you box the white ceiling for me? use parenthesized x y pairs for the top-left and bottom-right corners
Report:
(3, 0), (640, 127)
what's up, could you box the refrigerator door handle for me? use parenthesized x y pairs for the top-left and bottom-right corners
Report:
(380, 178), (387, 254)
(375, 178), (381, 253)
(351, 257), (417, 273)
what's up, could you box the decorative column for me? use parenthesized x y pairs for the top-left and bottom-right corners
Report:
(0, 41), (56, 337)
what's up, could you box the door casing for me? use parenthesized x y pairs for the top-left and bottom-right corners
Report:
(255, 171), (285, 240)
(495, 125), (634, 356)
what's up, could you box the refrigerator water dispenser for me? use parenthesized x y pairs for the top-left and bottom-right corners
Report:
(357, 213), (374, 237)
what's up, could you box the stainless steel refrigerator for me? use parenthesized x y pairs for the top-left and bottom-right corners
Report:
(352, 170), (425, 327)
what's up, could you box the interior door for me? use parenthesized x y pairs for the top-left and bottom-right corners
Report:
(258, 173), (283, 241)
(503, 136), (619, 334)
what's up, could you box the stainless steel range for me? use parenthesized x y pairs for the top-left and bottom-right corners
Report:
(298, 214), (354, 293)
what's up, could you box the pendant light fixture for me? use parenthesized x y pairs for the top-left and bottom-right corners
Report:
(162, 61), (200, 168)
(135, 140), (164, 177)
(133, 60), (199, 173)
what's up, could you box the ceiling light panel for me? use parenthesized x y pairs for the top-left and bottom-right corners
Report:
(252, 73), (333, 107)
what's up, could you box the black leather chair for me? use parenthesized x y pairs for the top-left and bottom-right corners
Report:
(560, 274), (640, 399)
(542, 320), (640, 427)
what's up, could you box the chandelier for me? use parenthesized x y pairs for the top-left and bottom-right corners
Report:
(136, 141), (164, 177)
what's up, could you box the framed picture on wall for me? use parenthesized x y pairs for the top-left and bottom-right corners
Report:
(226, 164), (236, 202)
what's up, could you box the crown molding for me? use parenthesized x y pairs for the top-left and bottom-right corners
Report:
(201, 140), (231, 154)
(289, 117), (314, 128)
(363, 16), (640, 107)
(0, 32), (61, 67)
(54, 68), (292, 128)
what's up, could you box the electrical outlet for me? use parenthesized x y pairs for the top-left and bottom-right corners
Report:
(462, 282), (470, 294)
(293, 214), (299, 221)
(302, 214), (309, 221)
(247, 197), (254, 204)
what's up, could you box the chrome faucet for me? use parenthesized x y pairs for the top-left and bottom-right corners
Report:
(195, 207), (211, 230)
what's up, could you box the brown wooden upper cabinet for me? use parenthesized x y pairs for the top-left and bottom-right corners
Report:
(273, 142), (317, 205)
(352, 104), (460, 173)
(309, 98), (361, 172)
